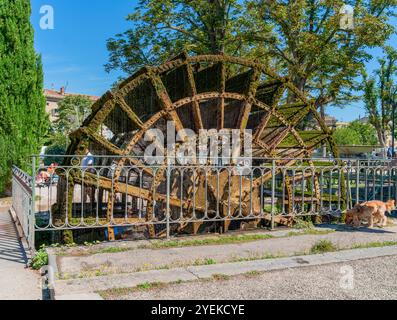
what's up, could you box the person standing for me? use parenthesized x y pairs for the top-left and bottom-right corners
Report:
(82, 149), (95, 202)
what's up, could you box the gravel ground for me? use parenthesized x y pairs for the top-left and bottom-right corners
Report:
(57, 224), (397, 277)
(103, 255), (397, 300)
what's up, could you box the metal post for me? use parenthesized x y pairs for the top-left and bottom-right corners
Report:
(356, 160), (360, 205)
(166, 158), (171, 240)
(30, 156), (36, 252)
(392, 102), (396, 158)
(271, 160), (276, 230)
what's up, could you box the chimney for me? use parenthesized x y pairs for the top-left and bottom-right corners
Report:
(60, 87), (65, 95)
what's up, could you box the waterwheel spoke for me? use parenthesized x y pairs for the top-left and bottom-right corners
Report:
(237, 68), (261, 131)
(184, 61), (204, 131)
(75, 128), (124, 156)
(149, 73), (185, 135)
(114, 95), (144, 129)
(217, 62), (226, 130)
(253, 84), (287, 141)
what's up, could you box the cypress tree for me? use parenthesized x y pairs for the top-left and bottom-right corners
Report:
(0, 0), (49, 194)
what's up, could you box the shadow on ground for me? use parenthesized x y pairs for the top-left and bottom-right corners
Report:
(317, 223), (396, 234)
(0, 210), (28, 265)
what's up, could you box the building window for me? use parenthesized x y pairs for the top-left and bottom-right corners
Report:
(51, 108), (59, 117)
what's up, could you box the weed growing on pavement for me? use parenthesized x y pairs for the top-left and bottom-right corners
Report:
(351, 241), (397, 249)
(30, 245), (48, 270)
(286, 229), (334, 237)
(149, 233), (274, 249)
(310, 240), (337, 254)
(293, 217), (315, 229)
(212, 274), (231, 281)
(137, 282), (164, 290)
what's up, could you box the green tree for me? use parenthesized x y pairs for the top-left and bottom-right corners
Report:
(362, 47), (397, 147)
(333, 127), (362, 145)
(0, 0), (49, 194)
(52, 95), (93, 139)
(105, 0), (271, 74)
(347, 120), (378, 145)
(333, 120), (378, 145)
(106, 0), (396, 114)
(250, 0), (396, 109)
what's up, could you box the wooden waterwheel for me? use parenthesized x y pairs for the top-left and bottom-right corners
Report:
(55, 53), (339, 239)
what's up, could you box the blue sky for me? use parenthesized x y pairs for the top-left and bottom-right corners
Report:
(31, 0), (137, 95)
(31, 0), (396, 121)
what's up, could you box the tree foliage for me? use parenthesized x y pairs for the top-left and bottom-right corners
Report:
(53, 95), (93, 138)
(362, 47), (397, 147)
(333, 120), (378, 145)
(45, 95), (93, 162)
(106, 0), (396, 111)
(105, 0), (272, 74)
(251, 0), (397, 108)
(334, 127), (362, 145)
(0, 0), (49, 193)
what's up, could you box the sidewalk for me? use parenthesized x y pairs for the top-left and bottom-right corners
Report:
(55, 224), (397, 278)
(0, 205), (41, 300)
(54, 245), (397, 298)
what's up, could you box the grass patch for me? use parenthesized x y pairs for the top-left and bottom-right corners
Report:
(244, 270), (262, 278)
(231, 253), (279, 263)
(310, 240), (337, 254)
(212, 274), (231, 281)
(136, 281), (165, 290)
(194, 258), (217, 266)
(149, 233), (274, 249)
(286, 229), (334, 237)
(95, 247), (133, 254)
(98, 281), (176, 299)
(293, 217), (315, 229)
(351, 241), (397, 250)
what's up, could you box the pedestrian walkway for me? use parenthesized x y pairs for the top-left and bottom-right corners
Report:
(0, 205), (41, 300)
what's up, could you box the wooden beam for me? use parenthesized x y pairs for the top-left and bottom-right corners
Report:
(237, 68), (261, 131)
(184, 62), (204, 131)
(115, 95), (144, 129)
(79, 128), (124, 156)
(71, 171), (191, 209)
(149, 73), (185, 135)
(217, 62), (226, 129)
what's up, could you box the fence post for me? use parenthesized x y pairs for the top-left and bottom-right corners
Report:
(356, 160), (360, 205)
(271, 160), (276, 230)
(166, 157), (171, 240)
(30, 156), (36, 252)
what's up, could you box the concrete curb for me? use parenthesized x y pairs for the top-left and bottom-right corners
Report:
(53, 245), (397, 297)
(44, 249), (59, 300)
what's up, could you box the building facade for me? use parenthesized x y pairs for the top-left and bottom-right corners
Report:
(44, 87), (99, 122)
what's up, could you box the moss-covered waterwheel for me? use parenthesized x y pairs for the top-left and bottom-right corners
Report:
(55, 53), (339, 240)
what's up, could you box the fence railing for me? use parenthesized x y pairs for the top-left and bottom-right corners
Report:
(11, 166), (35, 249)
(12, 156), (397, 245)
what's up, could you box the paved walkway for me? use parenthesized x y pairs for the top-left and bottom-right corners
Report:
(103, 254), (397, 300)
(0, 206), (41, 300)
(56, 223), (397, 277)
(55, 245), (397, 298)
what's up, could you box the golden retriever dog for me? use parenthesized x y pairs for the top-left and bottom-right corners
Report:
(345, 205), (361, 225)
(352, 200), (395, 228)
(345, 205), (380, 226)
